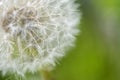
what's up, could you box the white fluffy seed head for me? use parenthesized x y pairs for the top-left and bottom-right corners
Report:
(0, 0), (81, 76)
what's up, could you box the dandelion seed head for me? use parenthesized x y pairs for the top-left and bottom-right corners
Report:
(0, 0), (81, 76)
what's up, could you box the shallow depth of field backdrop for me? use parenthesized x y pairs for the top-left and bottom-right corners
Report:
(52, 0), (120, 80)
(1, 0), (120, 80)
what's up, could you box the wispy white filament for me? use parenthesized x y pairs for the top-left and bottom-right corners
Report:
(0, 0), (81, 76)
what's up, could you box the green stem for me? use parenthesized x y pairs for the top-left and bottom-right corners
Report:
(40, 70), (55, 80)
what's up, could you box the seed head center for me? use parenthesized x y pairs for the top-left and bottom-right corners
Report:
(1, 7), (37, 33)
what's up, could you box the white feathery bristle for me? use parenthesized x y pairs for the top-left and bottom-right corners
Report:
(0, 0), (81, 76)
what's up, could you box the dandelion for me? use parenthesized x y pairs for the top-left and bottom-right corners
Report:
(0, 0), (81, 76)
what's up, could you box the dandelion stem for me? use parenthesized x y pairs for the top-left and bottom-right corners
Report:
(40, 70), (55, 80)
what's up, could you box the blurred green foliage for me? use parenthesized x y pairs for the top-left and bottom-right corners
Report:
(52, 0), (120, 80)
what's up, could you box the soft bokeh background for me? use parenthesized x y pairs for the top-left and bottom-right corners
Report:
(0, 0), (120, 80)
(52, 0), (120, 80)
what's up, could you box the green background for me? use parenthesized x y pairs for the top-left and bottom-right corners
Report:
(53, 0), (120, 80)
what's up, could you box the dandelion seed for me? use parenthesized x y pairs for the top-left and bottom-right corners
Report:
(0, 0), (81, 76)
